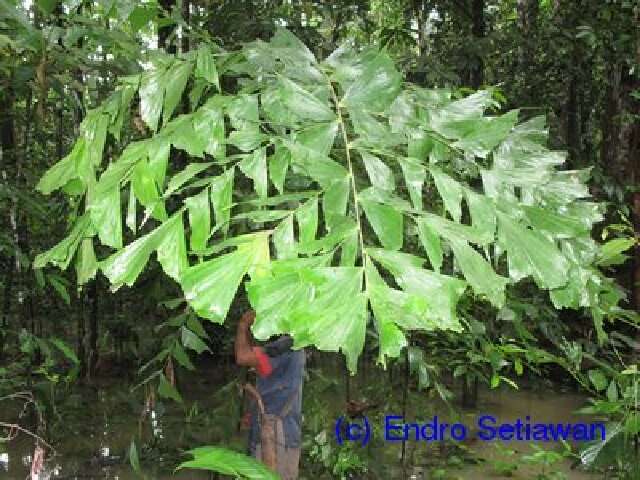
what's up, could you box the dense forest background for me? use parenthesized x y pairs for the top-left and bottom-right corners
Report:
(0, 1), (639, 479)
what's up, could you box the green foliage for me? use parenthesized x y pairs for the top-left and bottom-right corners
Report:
(177, 446), (281, 480)
(35, 29), (623, 374)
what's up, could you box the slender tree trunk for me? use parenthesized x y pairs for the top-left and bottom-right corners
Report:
(86, 279), (99, 377)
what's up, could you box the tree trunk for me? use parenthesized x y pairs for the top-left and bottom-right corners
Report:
(86, 279), (99, 377)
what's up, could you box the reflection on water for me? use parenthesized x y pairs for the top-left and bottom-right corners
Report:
(0, 362), (605, 479)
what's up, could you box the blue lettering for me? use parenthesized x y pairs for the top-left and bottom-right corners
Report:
(385, 415), (405, 442)
(477, 415), (497, 441)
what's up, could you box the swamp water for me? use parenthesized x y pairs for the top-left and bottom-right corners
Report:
(1, 361), (604, 479)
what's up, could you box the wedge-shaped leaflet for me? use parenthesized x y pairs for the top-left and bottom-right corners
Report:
(419, 212), (492, 245)
(416, 217), (443, 272)
(210, 168), (234, 236)
(37, 138), (86, 195)
(360, 151), (395, 191)
(323, 178), (350, 231)
(273, 215), (296, 259)
(366, 262), (436, 366)
(367, 249), (467, 331)
(156, 213), (188, 282)
(89, 184), (122, 249)
(399, 157), (426, 210)
(139, 66), (167, 132)
(448, 237), (508, 308)
(497, 212), (569, 289)
(164, 162), (213, 197)
(101, 212), (185, 289)
(195, 44), (220, 90)
(75, 237), (98, 285)
(248, 266), (367, 373)
(430, 167), (463, 222)
(342, 51), (402, 112)
(163, 60), (193, 126)
(277, 76), (335, 122)
(181, 233), (270, 323)
(452, 109), (519, 158)
(34, 214), (93, 270)
(295, 197), (318, 245)
(131, 160), (167, 221)
(268, 146), (289, 195)
(427, 90), (493, 139)
(238, 148), (268, 198)
(186, 188), (211, 252)
(359, 188), (403, 251)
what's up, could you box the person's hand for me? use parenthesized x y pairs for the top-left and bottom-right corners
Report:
(240, 310), (256, 327)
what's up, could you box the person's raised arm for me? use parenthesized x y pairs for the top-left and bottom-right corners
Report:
(235, 310), (258, 367)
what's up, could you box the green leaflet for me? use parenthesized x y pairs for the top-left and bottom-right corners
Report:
(162, 60), (193, 126)
(194, 99), (225, 159)
(360, 197), (403, 251)
(126, 186), (136, 234)
(464, 188), (497, 242)
(399, 157), (426, 210)
(88, 184), (122, 249)
(452, 109), (519, 158)
(36, 138), (86, 195)
(277, 76), (336, 122)
(365, 262), (407, 366)
(522, 205), (589, 239)
(298, 216), (357, 255)
(597, 237), (635, 267)
(248, 266), (367, 374)
(82, 109), (110, 169)
(339, 233), (358, 266)
(322, 177), (350, 231)
(186, 188), (211, 252)
(360, 151), (395, 191)
(181, 233), (269, 322)
(195, 44), (220, 90)
(297, 122), (338, 156)
(448, 237), (508, 308)
(228, 128), (265, 152)
(34, 214), (92, 270)
(416, 217), (443, 272)
(286, 141), (348, 187)
(342, 51), (402, 112)
(164, 162), (213, 197)
(158, 373), (182, 403)
(210, 168), (234, 236)
(429, 167), (462, 222)
(367, 248), (466, 331)
(139, 66), (167, 132)
(295, 197), (318, 245)
(75, 237), (98, 286)
(148, 137), (170, 189)
(427, 90), (494, 139)
(100, 214), (168, 290)
(418, 212), (491, 246)
(177, 446), (280, 480)
(181, 326), (211, 354)
(156, 213), (188, 282)
(268, 146), (290, 195)
(273, 215), (296, 259)
(227, 94), (259, 130)
(238, 148), (268, 198)
(131, 160), (167, 221)
(497, 212), (569, 289)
